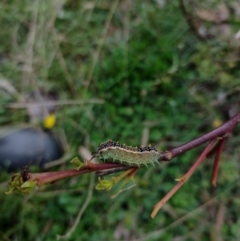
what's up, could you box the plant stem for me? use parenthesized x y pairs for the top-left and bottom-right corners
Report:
(29, 163), (125, 186)
(151, 139), (216, 218)
(211, 139), (225, 187)
(160, 112), (240, 162)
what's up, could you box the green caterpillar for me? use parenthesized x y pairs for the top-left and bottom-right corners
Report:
(92, 140), (162, 167)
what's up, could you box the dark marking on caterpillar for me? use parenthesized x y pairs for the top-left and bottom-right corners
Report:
(91, 140), (162, 167)
(21, 162), (32, 182)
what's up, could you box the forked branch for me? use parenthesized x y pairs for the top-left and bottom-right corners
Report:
(6, 112), (240, 217)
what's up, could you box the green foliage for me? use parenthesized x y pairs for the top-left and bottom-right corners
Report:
(0, 0), (240, 240)
(5, 173), (37, 195)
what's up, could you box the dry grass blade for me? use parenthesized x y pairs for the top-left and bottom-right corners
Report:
(57, 173), (95, 240)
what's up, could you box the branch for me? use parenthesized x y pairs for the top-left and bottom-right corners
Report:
(210, 139), (225, 187)
(160, 112), (240, 161)
(6, 162), (126, 195)
(7, 112), (240, 213)
(151, 139), (216, 218)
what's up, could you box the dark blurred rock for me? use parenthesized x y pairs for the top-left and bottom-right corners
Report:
(0, 127), (64, 172)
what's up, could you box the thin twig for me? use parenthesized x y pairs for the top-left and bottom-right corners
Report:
(211, 139), (225, 187)
(96, 166), (130, 176)
(132, 193), (227, 241)
(28, 162), (126, 186)
(151, 139), (216, 218)
(160, 112), (240, 162)
(13, 113), (240, 187)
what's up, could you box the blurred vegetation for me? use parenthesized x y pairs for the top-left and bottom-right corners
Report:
(0, 0), (240, 240)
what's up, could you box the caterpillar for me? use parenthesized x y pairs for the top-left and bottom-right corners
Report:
(91, 140), (162, 167)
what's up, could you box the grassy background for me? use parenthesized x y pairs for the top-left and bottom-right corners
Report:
(1, 0), (240, 240)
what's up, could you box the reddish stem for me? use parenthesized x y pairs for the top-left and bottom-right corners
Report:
(160, 113), (240, 162)
(211, 139), (225, 187)
(151, 139), (215, 218)
(206, 141), (222, 158)
(29, 162), (126, 186)
(29, 170), (91, 186)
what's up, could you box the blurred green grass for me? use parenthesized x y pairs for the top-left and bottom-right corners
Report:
(0, 0), (240, 240)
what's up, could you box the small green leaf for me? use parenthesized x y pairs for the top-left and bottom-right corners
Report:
(5, 187), (14, 195)
(70, 157), (85, 170)
(5, 173), (37, 195)
(95, 179), (113, 191)
(21, 180), (37, 188)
